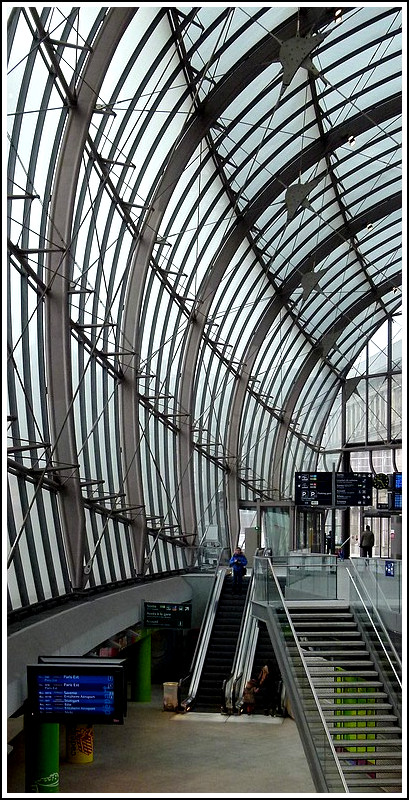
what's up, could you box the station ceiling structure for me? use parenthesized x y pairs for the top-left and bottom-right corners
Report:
(6, 5), (403, 602)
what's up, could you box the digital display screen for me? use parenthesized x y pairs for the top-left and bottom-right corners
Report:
(38, 656), (127, 717)
(294, 472), (333, 506)
(390, 492), (402, 510)
(393, 473), (402, 490)
(27, 663), (125, 724)
(335, 473), (373, 506)
(144, 601), (191, 628)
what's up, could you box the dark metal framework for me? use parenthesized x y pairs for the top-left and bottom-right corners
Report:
(6, 6), (402, 612)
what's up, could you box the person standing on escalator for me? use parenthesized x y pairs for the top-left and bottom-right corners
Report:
(229, 547), (247, 594)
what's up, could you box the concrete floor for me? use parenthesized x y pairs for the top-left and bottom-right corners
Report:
(6, 684), (316, 796)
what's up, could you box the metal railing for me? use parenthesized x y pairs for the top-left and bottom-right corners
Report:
(346, 563), (402, 724)
(252, 555), (349, 793)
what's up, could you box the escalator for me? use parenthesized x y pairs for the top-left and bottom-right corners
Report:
(189, 572), (250, 712)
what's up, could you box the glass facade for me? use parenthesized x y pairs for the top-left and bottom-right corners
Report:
(6, 6), (403, 614)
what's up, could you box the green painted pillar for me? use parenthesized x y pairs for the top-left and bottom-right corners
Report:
(25, 719), (59, 792)
(133, 632), (152, 701)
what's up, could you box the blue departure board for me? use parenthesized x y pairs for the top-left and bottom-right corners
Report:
(27, 663), (125, 723)
(391, 472), (402, 510)
(393, 472), (402, 490)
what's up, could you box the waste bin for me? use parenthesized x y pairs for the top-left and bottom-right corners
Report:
(163, 682), (179, 711)
(66, 723), (94, 763)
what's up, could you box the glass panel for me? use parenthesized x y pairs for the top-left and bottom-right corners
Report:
(263, 508), (290, 556)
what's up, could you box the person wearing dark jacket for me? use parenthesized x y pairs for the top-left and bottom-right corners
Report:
(258, 660), (281, 716)
(360, 525), (375, 557)
(229, 547), (247, 593)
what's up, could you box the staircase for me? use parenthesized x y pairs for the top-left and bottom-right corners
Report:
(193, 574), (249, 712)
(289, 604), (402, 793)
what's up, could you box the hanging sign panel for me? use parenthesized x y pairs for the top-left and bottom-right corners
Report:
(335, 473), (373, 506)
(144, 601), (192, 629)
(295, 472), (373, 507)
(294, 472), (333, 506)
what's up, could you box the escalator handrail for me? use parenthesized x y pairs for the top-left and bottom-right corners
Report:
(224, 572), (259, 713)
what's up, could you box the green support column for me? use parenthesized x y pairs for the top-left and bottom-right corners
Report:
(25, 717), (59, 792)
(133, 632), (152, 701)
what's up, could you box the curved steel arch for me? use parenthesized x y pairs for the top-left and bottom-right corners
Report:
(45, 8), (137, 587)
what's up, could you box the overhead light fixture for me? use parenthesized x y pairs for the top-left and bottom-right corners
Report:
(335, 9), (343, 24)
(348, 135), (356, 146)
(366, 223), (373, 230)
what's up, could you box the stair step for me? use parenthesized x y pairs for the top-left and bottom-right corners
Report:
(305, 660), (373, 667)
(313, 681), (383, 688)
(307, 668), (378, 674)
(324, 714), (398, 721)
(335, 739), (402, 748)
(310, 702), (393, 710)
(291, 613), (354, 619)
(302, 649), (368, 656)
(336, 750), (401, 759)
(296, 640), (364, 647)
(293, 621), (357, 627)
(316, 691), (387, 698)
(342, 764), (402, 772)
(328, 725), (401, 734)
(306, 671), (379, 678)
(345, 778), (402, 787)
(294, 630), (361, 637)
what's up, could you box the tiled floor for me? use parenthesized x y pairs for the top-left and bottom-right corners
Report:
(6, 685), (315, 796)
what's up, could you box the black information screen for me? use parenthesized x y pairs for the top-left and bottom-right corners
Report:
(144, 601), (191, 629)
(295, 471), (373, 507)
(294, 472), (333, 506)
(27, 664), (125, 723)
(335, 473), (373, 506)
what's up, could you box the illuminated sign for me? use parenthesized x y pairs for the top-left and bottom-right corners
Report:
(335, 473), (373, 506)
(295, 472), (373, 507)
(294, 472), (333, 506)
(144, 601), (191, 629)
(27, 662), (125, 724)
